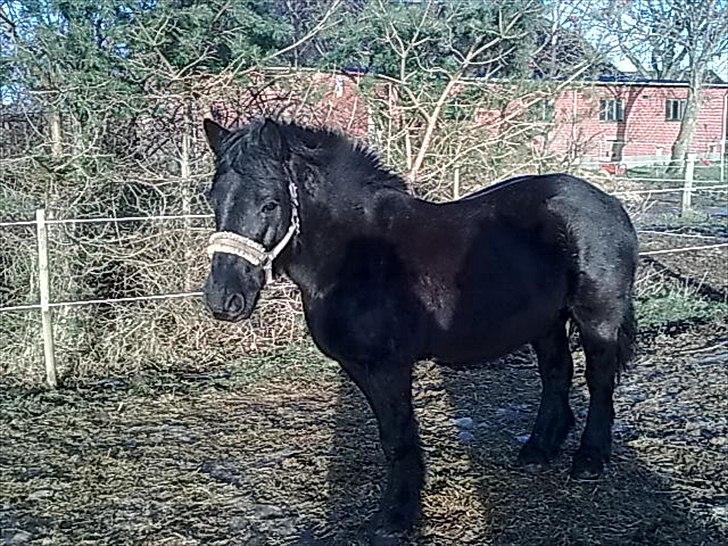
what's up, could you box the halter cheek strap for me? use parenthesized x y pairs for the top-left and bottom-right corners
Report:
(206, 180), (300, 285)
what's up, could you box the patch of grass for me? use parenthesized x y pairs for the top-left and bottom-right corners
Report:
(229, 340), (339, 385)
(642, 209), (714, 228)
(693, 162), (727, 182)
(627, 162), (726, 184)
(674, 209), (713, 225)
(637, 290), (728, 329)
(627, 165), (666, 181)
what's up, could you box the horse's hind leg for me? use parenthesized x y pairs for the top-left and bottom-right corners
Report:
(518, 317), (575, 466)
(571, 298), (634, 479)
(339, 359), (423, 540)
(571, 328), (618, 479)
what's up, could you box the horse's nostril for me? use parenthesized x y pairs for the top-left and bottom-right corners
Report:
(225, 293), (245, 314)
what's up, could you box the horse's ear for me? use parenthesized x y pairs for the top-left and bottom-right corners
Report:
(259, 119), (289, 160)
(203, 118), (230, 156)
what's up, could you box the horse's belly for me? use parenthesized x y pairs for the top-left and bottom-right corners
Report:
(426, 283), (567, 363)
(429, 318), (538, 363)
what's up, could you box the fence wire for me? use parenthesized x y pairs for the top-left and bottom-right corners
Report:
(0, 217), (726, 314)
(1, 159), (726, 383)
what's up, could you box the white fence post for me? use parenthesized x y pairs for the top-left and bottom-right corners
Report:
(682, 153), (696, 216)
(36, 209), (57, 388)
(453, 167), (460, 199)
(181, 103), (193, 291)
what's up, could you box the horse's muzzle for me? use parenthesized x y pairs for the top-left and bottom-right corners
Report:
(203, 278), (254, 322)
(208, 292), (249, 322)
(204, 252), (264, 321)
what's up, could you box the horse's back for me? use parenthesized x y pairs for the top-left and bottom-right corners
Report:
(458, 173), (637, 268)
(414, 173), (638, 362)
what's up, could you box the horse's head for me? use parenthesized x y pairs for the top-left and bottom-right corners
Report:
(202, 118), (297, 322)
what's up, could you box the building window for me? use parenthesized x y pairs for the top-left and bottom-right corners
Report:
(540, 99), (555, 122)
(606, 139), (626, 162)
(666, 99), (686, 121)
(599, 99), (624, 122)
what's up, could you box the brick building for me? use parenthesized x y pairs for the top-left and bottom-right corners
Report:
(546, 79), (728, 165)
(203, 72), (728, 171)
(314, 73), (728, 169)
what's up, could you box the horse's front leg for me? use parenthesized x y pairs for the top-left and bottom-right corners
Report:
(340, 359), (423, 541)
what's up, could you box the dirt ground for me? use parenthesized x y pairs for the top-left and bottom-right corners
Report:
(2, 312), (727, 546)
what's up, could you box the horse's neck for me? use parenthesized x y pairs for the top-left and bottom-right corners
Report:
(281, 195), (356, 298)
(281, 186), (410, 299)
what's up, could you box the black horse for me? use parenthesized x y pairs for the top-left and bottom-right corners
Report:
(201, 118), (638, 541)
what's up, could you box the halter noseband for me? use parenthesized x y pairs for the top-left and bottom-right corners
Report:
(206, 180), (300, 285)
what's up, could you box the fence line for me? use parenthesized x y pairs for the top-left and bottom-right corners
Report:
(489, 161), (721, 170)
(0, 213), (214, 228)
(1, 242), (726, 316)
(2, 150), (725, 386)
(0, 291), (205, 313)
(0, 213), (215, 227)
(48, 213), (214, 225)
(612, 184), (727, 196)
(637, 230), (728, 240)
(2, 207), (726, 389)
(611, 177), (721, 184)
(0, 219), (38, 228)
(639, 242), (728, 256)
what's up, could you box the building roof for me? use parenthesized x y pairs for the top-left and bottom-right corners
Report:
(593, 71), (727, 87)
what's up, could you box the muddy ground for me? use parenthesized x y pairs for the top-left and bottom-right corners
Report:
(2, 316), (727, 545)
(2, 217), (728, 545)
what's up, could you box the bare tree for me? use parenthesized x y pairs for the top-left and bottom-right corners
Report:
(596, 0), (728, 170)
(349, 0), (604, 198)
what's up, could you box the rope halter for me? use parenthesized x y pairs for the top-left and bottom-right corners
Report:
(206, 180), (300, 285)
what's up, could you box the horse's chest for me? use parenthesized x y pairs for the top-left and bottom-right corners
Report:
(302, 286), (424, 364)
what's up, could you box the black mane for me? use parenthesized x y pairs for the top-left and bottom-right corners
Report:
(220, 118), (409, 194)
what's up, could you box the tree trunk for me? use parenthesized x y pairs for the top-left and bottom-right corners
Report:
(48, 109), (62, 158)
(46, 105), (72, 380)
(669, 71), (704, 176)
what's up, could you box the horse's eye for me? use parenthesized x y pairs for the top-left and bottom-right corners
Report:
(261, 201), (278, 213)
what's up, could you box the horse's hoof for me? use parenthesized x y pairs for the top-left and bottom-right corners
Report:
(367, 529), (403, 546)
(366, 507), (415, 546)
(570, 450), (606, 480)
(517, 442), (552, 467)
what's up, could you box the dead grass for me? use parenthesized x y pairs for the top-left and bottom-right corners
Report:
(2, 321), (726, 546)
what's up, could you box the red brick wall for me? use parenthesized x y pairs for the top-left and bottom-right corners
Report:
(548, 84), (728, 162)
(208, 74), (727, 165)
(208, 73), (370, 139)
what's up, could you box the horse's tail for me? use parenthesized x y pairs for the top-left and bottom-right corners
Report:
(567, 295), (637, 381)
(616, 298), (637, 380)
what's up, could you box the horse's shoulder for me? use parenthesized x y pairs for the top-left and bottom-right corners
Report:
(304, 279), (424, 363)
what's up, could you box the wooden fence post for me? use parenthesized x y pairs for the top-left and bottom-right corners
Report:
(453, 167), (460, 200)
(36, 209), (57, 388)
(682, 153), (696, 216)
(181, 101), (193, 291)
